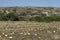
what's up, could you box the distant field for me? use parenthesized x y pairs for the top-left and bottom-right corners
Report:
(0, 21), (60, 40)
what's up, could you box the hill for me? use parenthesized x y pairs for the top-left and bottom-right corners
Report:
(0, 6), (60, 21)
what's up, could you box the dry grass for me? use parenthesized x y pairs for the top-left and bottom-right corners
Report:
(0, 21), (60, 40)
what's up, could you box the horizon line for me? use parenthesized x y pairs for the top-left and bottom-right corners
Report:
(0, 5), (60, 8)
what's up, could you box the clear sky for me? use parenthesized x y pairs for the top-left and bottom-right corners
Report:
(0, 0), (60, 7)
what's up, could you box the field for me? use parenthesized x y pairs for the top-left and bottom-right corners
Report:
(0, 21), (60, 40)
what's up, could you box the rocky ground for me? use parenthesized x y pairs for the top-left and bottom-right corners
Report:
(0, 21), (60, 40)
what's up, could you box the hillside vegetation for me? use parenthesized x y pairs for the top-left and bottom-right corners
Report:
(0, 6), (60, 22)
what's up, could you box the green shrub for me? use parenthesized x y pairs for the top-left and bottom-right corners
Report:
(29, 16), (43, 22)
(29, 16), (60, 22)
(0, 12), (60, 22)
(4, 13), (19, 21)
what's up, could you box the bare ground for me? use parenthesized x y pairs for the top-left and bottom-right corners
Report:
(0, 21), (60, 40)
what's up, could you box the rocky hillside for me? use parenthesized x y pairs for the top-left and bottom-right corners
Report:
(0, 6), (60, 16)
(0, 6), (60, 21)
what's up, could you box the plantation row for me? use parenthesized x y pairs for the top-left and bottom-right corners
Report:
(0, 13), (60, 22)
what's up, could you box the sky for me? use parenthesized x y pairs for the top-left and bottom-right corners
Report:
(0, 0), (60, 7)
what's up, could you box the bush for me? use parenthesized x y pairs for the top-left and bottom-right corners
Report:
(29, 16), (43, 22)
(20, 12), (27, 16)
(6, 13), (19, 21)
(0, 12), (60, 22)
(1, 13), (19, 21)
(29, 16), (60, 22)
